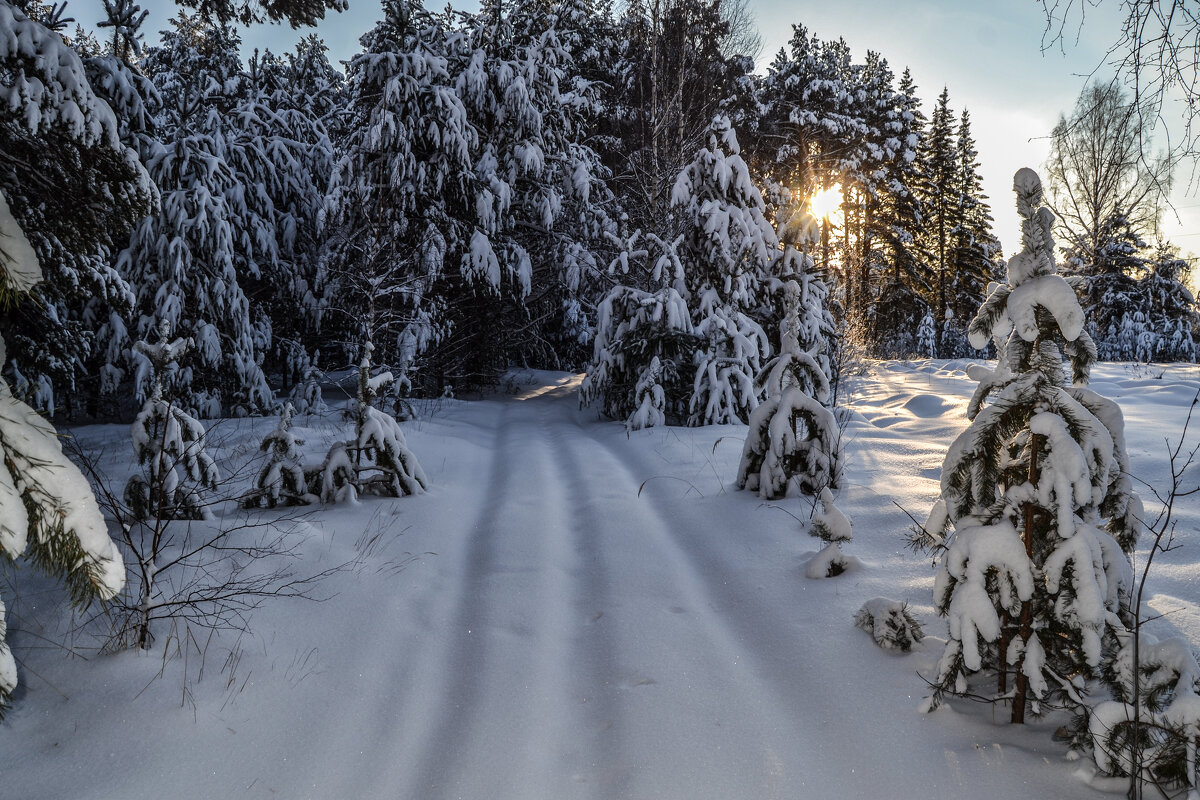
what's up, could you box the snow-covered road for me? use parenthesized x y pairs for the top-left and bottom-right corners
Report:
(5, 364), (1199, 799)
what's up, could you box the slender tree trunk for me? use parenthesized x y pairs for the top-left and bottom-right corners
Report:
(1012, 432), (1040, 724)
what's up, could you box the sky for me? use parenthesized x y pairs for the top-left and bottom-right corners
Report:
(89, 0), (1200, 260)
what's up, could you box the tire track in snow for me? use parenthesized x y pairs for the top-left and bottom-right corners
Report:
(550, 412), (808, 800)
(398, 390), (586, 799)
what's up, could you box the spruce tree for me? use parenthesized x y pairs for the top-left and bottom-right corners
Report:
(924, 168), (1138, 724)
(920, 87), (956, 326)
(945, 108), (1001, 356)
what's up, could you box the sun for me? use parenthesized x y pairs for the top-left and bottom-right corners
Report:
(809, 184), (843, 226)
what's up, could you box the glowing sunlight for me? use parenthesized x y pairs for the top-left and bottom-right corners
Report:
(809, 183), (843, 226)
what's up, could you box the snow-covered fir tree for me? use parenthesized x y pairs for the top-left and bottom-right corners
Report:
(917, 311), (937, 357)
(0, 187), (125, 716)
(124, 320), (220, 521)
(672, 115), (771, 425)
(923, 168), (1138, 724)
(626, 355), (666, 432)
(435, 0), (611, 381)
(580, 231), (697, 425)
(1140, 244), (1198, 362)
(737, 233), (838, 500)
(322, 0), (472, 391)
(945, 108), (1001, 355)
(804, 487), (854, 578)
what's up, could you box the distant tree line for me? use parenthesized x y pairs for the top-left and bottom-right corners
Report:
(1, 0), (1196, 424)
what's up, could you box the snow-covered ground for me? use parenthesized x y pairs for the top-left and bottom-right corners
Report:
(2, 360), (1198, 799)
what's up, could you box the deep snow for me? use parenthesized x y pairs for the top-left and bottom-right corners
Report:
(1, 360), (1198, 799)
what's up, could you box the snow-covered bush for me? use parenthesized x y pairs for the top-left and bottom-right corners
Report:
(124, 321), (220, 522)
(856, 599), (925, 653)
(0, 187), (124, 715)
(312, 342), (427, 503)
(241, 404), (315, 509)
(922, 168), (1137, 724)
(804, 487), (855, 578)
(737, 277), (838, 499)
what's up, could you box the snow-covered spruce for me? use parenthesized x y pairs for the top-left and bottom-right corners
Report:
(856, 599), (925, 653)
(0, 3), (152, 416)
(312, 342), (427, 503)
(241, 404), (316, 509)
(737, 274), (838, 499)
(804, 487), (856, 578)
(0, 187), (124, 717)
(923, 168), (1137, 724)
(124, 320), (220, 521)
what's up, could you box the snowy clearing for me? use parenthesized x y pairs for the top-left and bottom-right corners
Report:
(2, 360), (1199, 800)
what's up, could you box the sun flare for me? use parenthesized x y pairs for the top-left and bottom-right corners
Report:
(809, 184), (843, 225)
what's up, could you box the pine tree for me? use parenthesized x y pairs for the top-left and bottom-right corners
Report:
(670, 115), (772, 425)
(241, 403), (314, 508)
(870, 67), (932, 355)
(736, 272), (838, 499)
(0, 186), (125, 717)
(323, 0), (472, 392)
(0, 3), (152, 415)
(427, 0), (612, 386)
(1139, 244), (1198, 362)
(580, 229), (698, 425)
(121, 14), (278, 417)
(923, 168), (1138, 724)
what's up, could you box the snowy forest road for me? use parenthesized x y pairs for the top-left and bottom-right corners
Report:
(292, 372), (1104, 800)
(5, 366), (1157, 800)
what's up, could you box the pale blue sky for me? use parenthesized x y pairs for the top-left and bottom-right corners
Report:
(85, 0), (1200, 258)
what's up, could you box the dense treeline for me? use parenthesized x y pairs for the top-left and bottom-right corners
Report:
(1, 0), (1196, 422)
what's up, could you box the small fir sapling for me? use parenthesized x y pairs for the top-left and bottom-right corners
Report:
(288, 348), (327, 416)
(805, 488), (856, 578)
(917, 311), (938, 357)
(241, 404), (316, 508)
(921, 168), (1137, 724)
(737, 276), (838, 499)
(124, 320), (220, 521)
(626, 356), (666, 432)
(312, 341), (427, 503)
(856, 598), (926, 653)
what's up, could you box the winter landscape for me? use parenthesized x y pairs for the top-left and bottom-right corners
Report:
(3, 0), (1200, 797)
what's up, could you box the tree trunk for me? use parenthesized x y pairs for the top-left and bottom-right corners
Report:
(1012, 432), (1040, 724)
